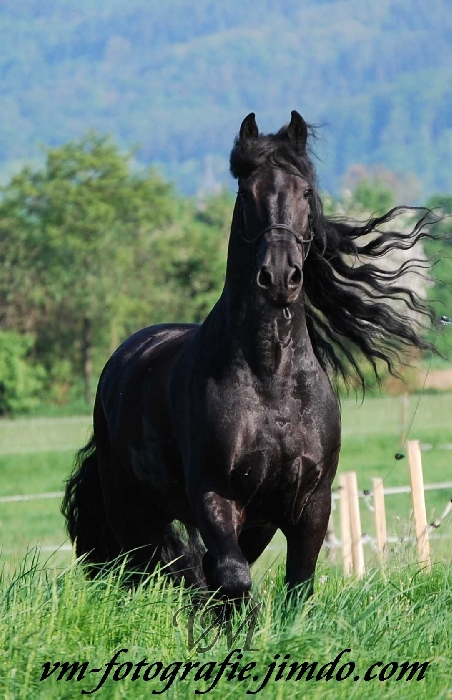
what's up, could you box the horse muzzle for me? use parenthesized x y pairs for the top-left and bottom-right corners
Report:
(256, 261), (303, 305)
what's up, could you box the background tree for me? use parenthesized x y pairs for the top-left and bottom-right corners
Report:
(146, 190), (231, 323)
(0, 134), (175, 403)
(0, 331), (45, 415)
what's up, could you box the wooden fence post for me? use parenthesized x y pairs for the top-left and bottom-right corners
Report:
(338, 473), (352, 576)
(372, 477), (387, 564)
(325, 508), (337, 564)
(347, 471), (365, 578)
(407, 440), (431, 570)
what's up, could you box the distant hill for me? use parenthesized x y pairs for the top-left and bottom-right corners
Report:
(0, 0), (451, 196)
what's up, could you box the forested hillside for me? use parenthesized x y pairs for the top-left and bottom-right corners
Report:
(1, 0), (451, 196)
(1, 0), (451, 414)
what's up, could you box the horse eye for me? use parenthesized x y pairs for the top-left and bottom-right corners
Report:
(303, 188), (312, 199)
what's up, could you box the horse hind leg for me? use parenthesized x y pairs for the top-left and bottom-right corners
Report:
(97, 462), (171, 580)
(97, 443), (198, 584)
(101, 478), (209, 589)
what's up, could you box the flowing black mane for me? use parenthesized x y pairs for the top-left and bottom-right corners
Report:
(230, 124), (438, 390)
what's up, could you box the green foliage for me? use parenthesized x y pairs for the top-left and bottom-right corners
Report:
(146, 192), (231, 323)
(0, 133), (177, 403)
(0, 134), (235, 407)
(0, 331), (44, 415)
(348, 178), (396, 214)
(0, 127), (449, 411)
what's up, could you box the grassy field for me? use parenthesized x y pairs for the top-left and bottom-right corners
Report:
(0, 393), (451, 566)
(0, 394), (451, 698)
(0, 552), (450, 699)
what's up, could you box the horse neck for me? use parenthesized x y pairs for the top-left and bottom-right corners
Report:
(202, 213), (316, 379)
(214, 280), (316, 379)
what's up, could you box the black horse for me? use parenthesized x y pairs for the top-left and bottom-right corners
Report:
(63, 111), (436, 599)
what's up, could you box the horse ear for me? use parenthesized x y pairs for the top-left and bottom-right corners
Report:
(239, 113), (259, 141)
(288, 110), (308, 152)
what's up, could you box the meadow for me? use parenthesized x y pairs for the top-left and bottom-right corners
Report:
(0, 554), (451, 699)
(1, 393), (451, 566)
(0, 393), (451, 698)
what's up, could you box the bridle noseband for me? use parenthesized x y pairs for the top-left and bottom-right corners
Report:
(239, 214), (315, 262)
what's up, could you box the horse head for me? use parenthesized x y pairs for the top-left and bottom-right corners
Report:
(230, 111), (315, 309)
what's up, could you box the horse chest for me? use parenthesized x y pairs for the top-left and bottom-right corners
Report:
(254, 407), (300, 459)
(223, 379), (336, 516)
(230, 394), (304, 480)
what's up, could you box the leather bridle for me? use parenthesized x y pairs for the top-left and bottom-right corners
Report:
(237, 197), (315, 262)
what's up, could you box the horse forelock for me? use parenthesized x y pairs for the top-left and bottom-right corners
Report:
(229, 127), (317, 184)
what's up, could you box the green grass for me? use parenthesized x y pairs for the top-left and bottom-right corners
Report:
(0, 417), (90, 558)
(0, 396), (451, 697)
(0, 552), (450, 699)
(0, 415), (91, 457)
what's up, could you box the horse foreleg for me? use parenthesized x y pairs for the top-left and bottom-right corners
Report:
(282, 482), (332, 600)
(195, 489), (251, 599)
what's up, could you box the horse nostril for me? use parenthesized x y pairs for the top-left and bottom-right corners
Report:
(257, 266), (273, 289)
(288, 265), (302, 288)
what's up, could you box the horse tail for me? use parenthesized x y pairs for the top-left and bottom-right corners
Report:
(61, 431), (120, 575)
(161, 521), (207, 589)
(62, 401), (206, 588)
